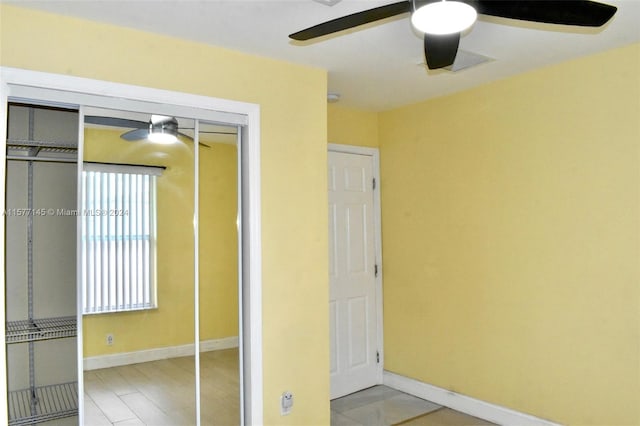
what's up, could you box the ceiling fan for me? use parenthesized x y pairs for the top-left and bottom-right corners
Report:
(84, 115), (236, 147)
(290, 0), (618, 69)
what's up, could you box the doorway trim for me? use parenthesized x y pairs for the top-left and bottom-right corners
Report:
(0, 67), (263, 425)
(327, 143), (384, 388)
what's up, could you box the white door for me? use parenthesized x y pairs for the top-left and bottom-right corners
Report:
(328, 150), (379, 399)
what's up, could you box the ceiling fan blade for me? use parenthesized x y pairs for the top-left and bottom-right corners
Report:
(176, 131), (215, 148)
(471, 0), (617, 27)
(85, 116), (147, 129)
(121, 128), (150, 141)
(424, 32), (460, 69)
(289, 1), (411, 40)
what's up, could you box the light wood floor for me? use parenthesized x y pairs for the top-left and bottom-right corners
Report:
(84, 348), (240, 426)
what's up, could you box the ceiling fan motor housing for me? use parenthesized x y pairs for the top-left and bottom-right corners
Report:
(150, 117), (178, 134)
(148, 117), (179, 143)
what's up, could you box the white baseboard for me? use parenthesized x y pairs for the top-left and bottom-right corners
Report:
(383, 371), (562, 426)
(83, 336), (239, 370)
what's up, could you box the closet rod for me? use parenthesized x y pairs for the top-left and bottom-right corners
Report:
(7, 156), (77, 163)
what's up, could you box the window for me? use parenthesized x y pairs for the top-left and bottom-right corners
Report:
(81, 163), (162, 314)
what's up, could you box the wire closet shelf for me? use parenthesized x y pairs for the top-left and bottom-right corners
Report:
(8, 382), (78, 425)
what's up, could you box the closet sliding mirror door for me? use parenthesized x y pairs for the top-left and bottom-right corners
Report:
(197, 121), (241, 424)
(1, 74), (257, 425)
(82, 108), (197, 425)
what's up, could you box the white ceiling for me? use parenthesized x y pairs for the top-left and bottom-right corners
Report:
(11, 0), (640, 111)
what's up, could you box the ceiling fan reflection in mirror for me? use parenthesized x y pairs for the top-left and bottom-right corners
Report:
(290, 0), (618, 69)
(84, 115), (236, 147)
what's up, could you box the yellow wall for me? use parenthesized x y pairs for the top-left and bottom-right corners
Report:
(379, 43), (640, 425)
(328, 103), (379, 147)
(199, 142), (239, 341)
(1, 5), (329, 425)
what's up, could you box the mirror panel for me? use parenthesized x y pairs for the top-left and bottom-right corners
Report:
(198, 121), (241, 424)
(82, 107), (196, 424)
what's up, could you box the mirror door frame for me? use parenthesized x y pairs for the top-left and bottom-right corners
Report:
(0, 66), (263, 425)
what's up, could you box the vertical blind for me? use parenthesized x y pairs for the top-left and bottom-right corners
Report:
(81, 163), (162, 314)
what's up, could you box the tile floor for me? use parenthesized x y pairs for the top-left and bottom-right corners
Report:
(331, 385), (496, 426)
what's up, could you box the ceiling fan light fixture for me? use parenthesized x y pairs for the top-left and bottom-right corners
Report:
(148, 132), (177, 144)
(411, 0), (477, 35)
(148, 119), (178, 144)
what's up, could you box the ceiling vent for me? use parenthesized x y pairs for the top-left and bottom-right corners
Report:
(312, 0), (342, 6)
(445, 50), (494, 72)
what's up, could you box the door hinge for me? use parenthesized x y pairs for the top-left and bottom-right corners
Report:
(376, 351), (380, 364)
(372, 178), (376, 190)
(374, 264), (378, 277)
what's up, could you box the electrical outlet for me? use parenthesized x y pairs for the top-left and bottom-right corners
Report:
(280, 391), (293, 416)
(106, 334), (114, 346)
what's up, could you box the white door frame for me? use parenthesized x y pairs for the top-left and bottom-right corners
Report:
(328, 143), (384, 387)
(0, 67), (263, 425)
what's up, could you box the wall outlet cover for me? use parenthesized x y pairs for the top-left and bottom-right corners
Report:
(280, 391), (293, 416)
